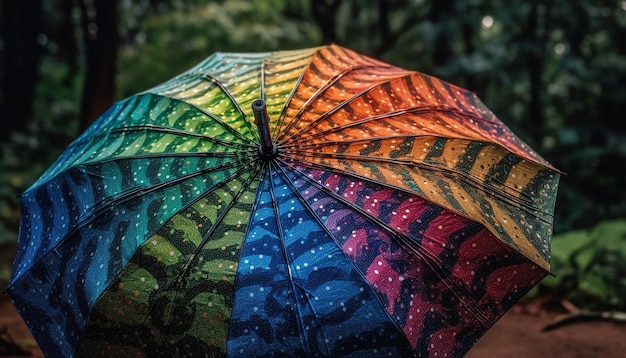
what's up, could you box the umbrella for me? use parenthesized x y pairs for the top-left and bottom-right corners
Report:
(8, 44), (559, 357)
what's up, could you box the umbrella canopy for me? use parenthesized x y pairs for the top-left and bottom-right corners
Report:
(8, 44), (559, 357)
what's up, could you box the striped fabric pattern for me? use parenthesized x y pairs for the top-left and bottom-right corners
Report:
(9, 45), (559, 358)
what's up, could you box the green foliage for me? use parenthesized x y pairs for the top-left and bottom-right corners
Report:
(536, 219), (626, 311)
(0, 56), (81, 245)
(116, 0), (320, 98)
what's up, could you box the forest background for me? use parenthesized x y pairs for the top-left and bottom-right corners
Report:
(1, 0), (626, 312)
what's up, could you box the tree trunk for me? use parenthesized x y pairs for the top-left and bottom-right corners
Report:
(429, 0), (454, 67)
(57, 0), (81, 86)
(524, 0), (547, 144)
(461, 11), (477, 91)
(0, 0), (43, 139)
(79, 0), (119, 131)
(311, 0), (342, 44)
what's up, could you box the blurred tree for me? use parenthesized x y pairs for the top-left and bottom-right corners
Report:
(0, 0), (43, 140)
(115, 0), (320, 98)
(372, 0), (427, 57)
(311, 0), (342, 44)
(48, 0), (81, 86)
(429, 0), (455, 67)
(519, 0), (549, 141)
(79, 0), (119, 130)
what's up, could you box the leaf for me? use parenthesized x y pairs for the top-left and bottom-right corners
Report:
(536, 219), (626, 311)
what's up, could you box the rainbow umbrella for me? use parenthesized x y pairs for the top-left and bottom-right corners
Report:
(8, 45), (559, 357)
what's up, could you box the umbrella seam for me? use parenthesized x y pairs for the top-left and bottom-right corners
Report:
(276, 66), (410, 142)
(278, 160), (499, 328)
(150, 85), (258, 145)
(199, 75), (259, 143)
(267, 160), (327, 357)
(282, 133), (557, 174)
(287, 153), (552, 221)
(272, 160), (414, 354)
(275, 160), (467, 342)
(110, 124), (258, 151)
(7, 158), (258, 290)
(284, 156), (553, 270)
(290, 151), (547, 215)
(156, 161), (263, 353)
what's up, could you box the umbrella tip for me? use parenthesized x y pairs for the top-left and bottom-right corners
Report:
(251, 99), (266, 114)
(252, 99), (277, 159)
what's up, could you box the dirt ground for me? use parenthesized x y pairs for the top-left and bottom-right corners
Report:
(1, 293), (626, 358)
(466, 304), (626, 358)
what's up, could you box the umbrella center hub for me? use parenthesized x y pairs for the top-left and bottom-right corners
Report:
(258, 142), (278, 160)
(252, 99), (278, 161)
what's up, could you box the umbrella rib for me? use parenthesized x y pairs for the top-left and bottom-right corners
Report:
(283, 106), (486, 145)
(277, 158), (413, 249)
(273, 161), (421, 336)
(74, 143), (257, 170)
(93, 158), (249, 213)
(260, 56), (266, 103)
(296, 157), (554, 239)
(287, 158), (554, 267)
(152, 161), (263, 348)
(266, 161), (327, 356)
(276, 159), (497, 328)
(82, 160), (250, 233)
(276, 69), (407, 142)
(200, 74), (259, 143)
(81, 151), (253, 166)
(50, 149), (257, 191)
(6, 157), (259, 290)
(54, 151), (254, 177)
(282, 158), (431, 210)
(280, 128), (476, 152)
(110, 124), (257, 150)
(283, 134), (551, 173)
(276, 65), (409, 142)
(284, 151), (543, 216)
(137, 92), (257, 146)
(271, 70), (306, 140)
(297, 65), (371, 118)
(169, 161), (263, 289)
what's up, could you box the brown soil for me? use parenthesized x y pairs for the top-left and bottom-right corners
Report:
(2, 293), (626, 358)
(1, 294), (43, 358)
(466, 304), (626, 357)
